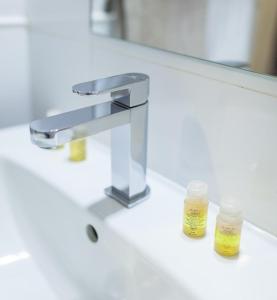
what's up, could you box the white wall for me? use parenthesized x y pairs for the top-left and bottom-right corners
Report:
(0, 0), (25, 15)
(0, 0), (31, 128)
(27, 0), (277, 236)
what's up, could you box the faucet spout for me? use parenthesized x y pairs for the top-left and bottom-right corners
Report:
(29, 73), (150, 208)
(30, 101), (129, 149)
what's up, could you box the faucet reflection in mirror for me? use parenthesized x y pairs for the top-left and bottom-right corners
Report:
(30, 73), (150, 208)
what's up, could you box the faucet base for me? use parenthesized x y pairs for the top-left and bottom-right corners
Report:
(104, 185), (150, 208)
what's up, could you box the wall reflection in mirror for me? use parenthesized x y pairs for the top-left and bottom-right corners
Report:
(90, 0), (277, 77)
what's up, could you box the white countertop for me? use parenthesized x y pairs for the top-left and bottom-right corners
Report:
(0, 124), (277, 300)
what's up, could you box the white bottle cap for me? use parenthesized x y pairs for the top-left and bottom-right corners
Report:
(220, 197), (242, 218)
(186, 180), (208, 199)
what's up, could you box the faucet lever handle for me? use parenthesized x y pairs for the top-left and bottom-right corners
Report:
(72, 73), (149, 108)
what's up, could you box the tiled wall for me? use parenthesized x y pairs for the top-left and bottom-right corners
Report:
(27, 0), (277, 236)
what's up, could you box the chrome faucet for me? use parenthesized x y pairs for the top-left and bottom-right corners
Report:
(30, 73), (150, 208)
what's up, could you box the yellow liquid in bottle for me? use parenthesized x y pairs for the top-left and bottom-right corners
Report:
(183, 200), (208, 238)
(69, 139), (86, 162)
(214, 224), (241, 256)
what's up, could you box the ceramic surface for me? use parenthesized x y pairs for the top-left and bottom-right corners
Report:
(0, 125), (276, 299)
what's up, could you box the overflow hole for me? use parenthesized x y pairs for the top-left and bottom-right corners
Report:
(86, 224), (98, 243)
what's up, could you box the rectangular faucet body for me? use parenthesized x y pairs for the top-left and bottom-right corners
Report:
(107, 102), (149, 207)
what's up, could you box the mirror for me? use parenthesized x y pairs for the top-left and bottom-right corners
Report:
(90, 0), (277, 77)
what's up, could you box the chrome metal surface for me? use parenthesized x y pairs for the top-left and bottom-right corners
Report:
(72, 73), (149, 107)
(105, 185), (150, 208)
(30, 102), (129, 149)
(30, 73), (150, 208)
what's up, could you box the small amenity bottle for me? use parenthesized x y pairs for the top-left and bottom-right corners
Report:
(69, 127), (86, 162)
(214, 198), (243, 257)
(183, 181), (209, 238)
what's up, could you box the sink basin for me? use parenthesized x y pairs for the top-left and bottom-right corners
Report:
(0, 158), (188, 300)
(0, 125), (277, 300)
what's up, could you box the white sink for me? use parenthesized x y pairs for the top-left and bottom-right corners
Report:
(0, 158), (187, 299)
(0, 125), (277, 300)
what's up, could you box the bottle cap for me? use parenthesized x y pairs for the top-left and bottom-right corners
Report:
(220, 197), (242, 218)
(73, 125), (87, 139)
(186, 180), (208, 199)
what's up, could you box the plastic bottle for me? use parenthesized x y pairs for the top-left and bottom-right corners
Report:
(183, 181), (209, 238)
(69, 127), (86, 162)
(214, 198), (243, 257)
